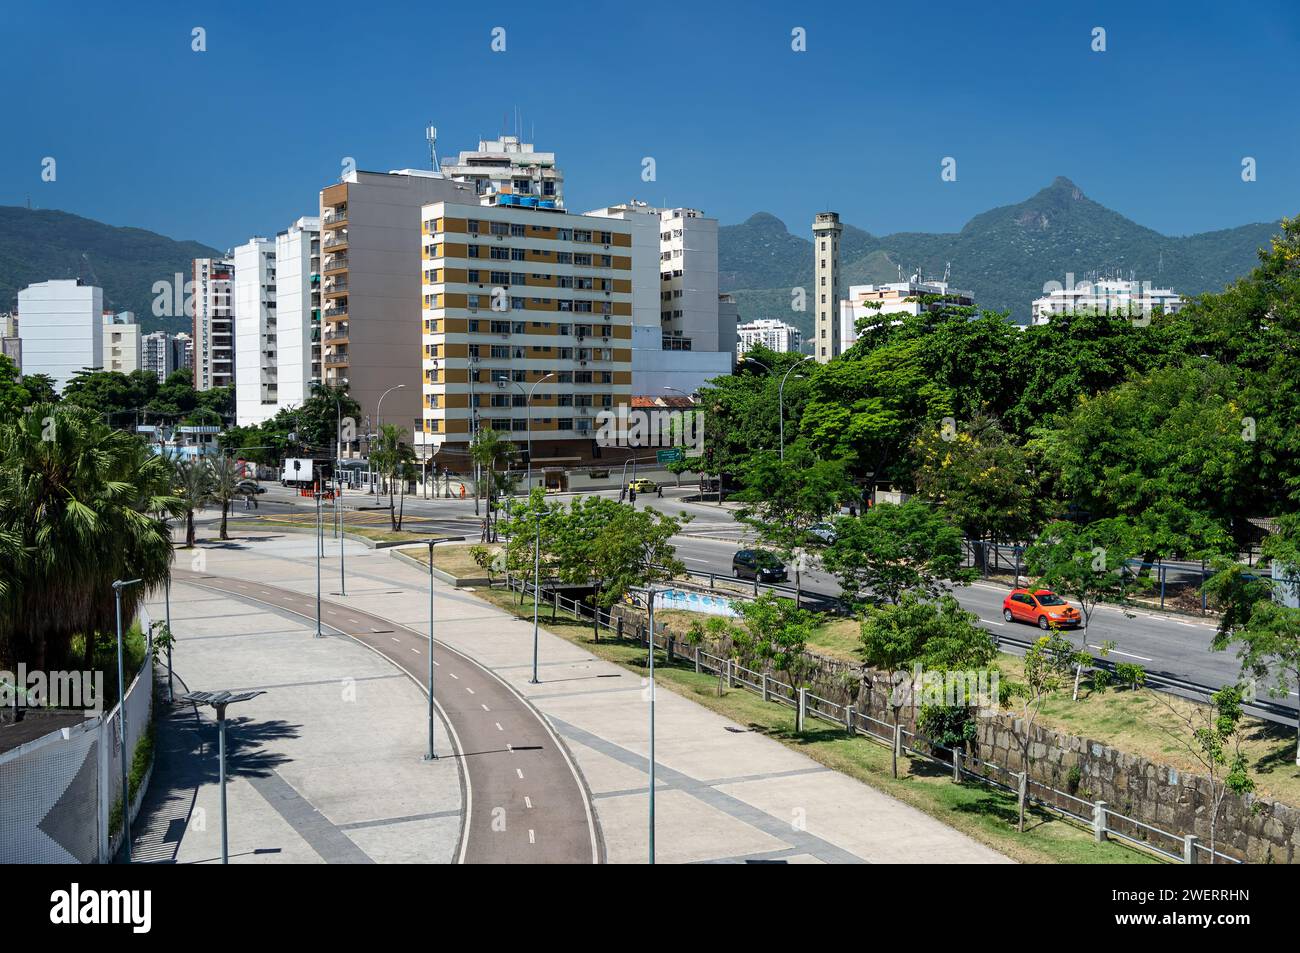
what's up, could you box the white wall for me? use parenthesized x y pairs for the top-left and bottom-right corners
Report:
(275, 218), (319, 411)
(17, 280), (102, 391)
(234, 238), (277, 425)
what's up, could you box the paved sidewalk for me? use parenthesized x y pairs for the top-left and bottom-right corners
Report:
(133, 576), (462, 864)
(177, 529), (1009, 864)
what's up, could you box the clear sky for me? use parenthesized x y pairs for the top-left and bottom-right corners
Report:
(2, 0), (1297, 250)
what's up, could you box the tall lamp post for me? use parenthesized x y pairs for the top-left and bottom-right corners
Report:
(530, 510), (543, 684)
(777, 356), (815, 460)
(313, 489), (323, 637)
(415, 536), (465, 760)
(111, 577), (143, 862)
(524, 372), (554, 494)
(312, 379), (347, 596)
(645, 584), (664, 865)
(178, 690), (265, 864)
(371, 383), (406, 497)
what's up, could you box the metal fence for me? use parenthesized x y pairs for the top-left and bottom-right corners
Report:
(506, 574), (1244, 864)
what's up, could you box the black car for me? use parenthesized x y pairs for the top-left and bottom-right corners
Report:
(732, 549), (788, 582)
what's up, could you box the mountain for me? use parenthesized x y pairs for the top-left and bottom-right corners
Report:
(720, 178), (1283, 330)
(0, 206), (222, 335)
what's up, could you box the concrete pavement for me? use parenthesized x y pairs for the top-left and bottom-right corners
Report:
(168, 528), (1008, 864)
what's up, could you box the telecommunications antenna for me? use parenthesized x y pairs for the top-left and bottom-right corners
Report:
(426, 123), (439, 171)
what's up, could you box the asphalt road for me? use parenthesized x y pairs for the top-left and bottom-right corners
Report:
(172, 568), (599, 864)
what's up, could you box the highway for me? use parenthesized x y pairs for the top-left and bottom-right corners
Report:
(172, 568), (599, 864)
(219, 481), (1298, 721)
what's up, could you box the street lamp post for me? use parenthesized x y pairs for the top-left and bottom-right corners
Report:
(179, 690), (264, 864)
(525, 372), (555, 494)
(646, 585), (662, 865)
(313, 489), (323, 637)
(662, 387), (697, 488)
(111, 577), (143, 862)
(777, 356), (815, 460)
(312, 380), (348, 597)
(371, 383), (406, 497)
(418, 536), (466, 760)
(531, 510), (542, 685)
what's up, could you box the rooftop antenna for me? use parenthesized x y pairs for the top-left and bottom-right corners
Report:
(426, 123), (439, 172)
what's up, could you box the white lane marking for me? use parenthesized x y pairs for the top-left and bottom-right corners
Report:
(528, 829), (535, 844)
(391, 637), (401, 643)
(524, 796), (533, 809)
(448, 672), (459, 680)
(1090, 645), (1153, 662)
(348, 618), (361, 624)
(980, 618), (1006, 626)
(410, 648), (420, 655)
(481, 703), (490, 711)
(326, 610), (338, 616)
(516, 768), (524, 779)
(466, 686), (475, 695)
(495, 722), (503, 731)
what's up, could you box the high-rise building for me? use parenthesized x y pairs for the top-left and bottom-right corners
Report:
(737, 318), (802, 357)
(318, 168), (475, 436)
(441, 136), (564, 208)
(274, 216), (322, 411)
(0, 313), (19, 370)
(418, 199), (637, 475)
(586, 201), (735, 394)
(16, 279), (103, 391)
(233, 237), (279, 424)
(812, 212), (843, 362)
(142, 330), (175, 383)
(172, 332), (194, 374)
(192, 258), (235, 390)
(1031, 277), (1184, 324)
(839, 278), (975, 352)
(102, 311), (142, 373)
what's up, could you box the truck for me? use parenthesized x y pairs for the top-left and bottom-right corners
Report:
(281, 457), (333, 489)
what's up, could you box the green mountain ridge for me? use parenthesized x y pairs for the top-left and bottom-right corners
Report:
(0, 206), (222, 335)
(721, 177), (1282, 331)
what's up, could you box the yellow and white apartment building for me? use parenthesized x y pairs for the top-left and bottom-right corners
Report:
(419, 201), (637, 475)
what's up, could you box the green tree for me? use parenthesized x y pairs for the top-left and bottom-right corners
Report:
(207, 456), (243, 541)
(173, 457), (211, 547)
(372, 424), (416, 531)
(732, 592), (818, 700)
(1007, 631), (1077, 831)
(823, 499), (974, 608)
(735, 441), (850, 606)
(469, 427), (516, 541)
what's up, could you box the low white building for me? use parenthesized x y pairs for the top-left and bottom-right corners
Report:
(16, 279), (103, 392)
(1031, 277), (1184, 324)
(839, 278), (974, 352)
(737, 318), (802, 357)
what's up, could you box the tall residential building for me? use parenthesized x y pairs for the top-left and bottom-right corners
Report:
(16, 279), (103, 391)
(812, 212), (843, 362)
(192, 258), (235, 390)
(839, 278), (975, 352)
(319, 168), (475, 436)
(172, 332), (194, 374)
(274, 216), (322, 411)
(441, 136), (564, 208)
(142, 330), (175, 383)
(586, 201), (734, 394)
(102, 311), (142, 373)
(737, 318), (802, 357)
(1031, 277), (1184, 324)
(233, 237), (279, 424)
(418, 200), (637, 472)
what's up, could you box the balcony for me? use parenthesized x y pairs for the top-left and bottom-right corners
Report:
(324, 281), (348, 298)
(323, 304), (349, 321)
(323, 208), (348, 228)
(323, 255), (348, 274)
(324, 232), (349, 250)
(324, 349), (349, 367)
(323, 327), (349, 343)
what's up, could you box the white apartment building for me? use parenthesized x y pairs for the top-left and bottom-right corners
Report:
(102, 311), (141, 373)
(172, 332), (193, 374)
(1031, 277), (1184, 324)
(441, 136), (564, 208)
(142, 330), (174, 383)
(586, 201), (734, 395)
(274, 216), (322, 411)
(839, 278), (975, 352)
(737, 318), (802, 357)
(1, 313), (19, 370)
(192, 258), (235, 390)
(16, 279), (103, 391)
(233, 237), (279, 424)
(813, 212), (843, 362)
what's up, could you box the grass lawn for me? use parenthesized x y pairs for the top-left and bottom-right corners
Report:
(468, 584), (1158, 864)
(401, 542), (498, 580)
(240, 514), (437, 544)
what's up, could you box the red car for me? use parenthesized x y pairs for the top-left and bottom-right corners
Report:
(1002, 588), (1081, 629)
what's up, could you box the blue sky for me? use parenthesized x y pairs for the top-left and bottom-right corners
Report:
(2, 0), (1297, 250)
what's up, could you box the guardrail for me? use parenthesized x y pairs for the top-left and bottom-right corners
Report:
(502, 574), (1244, 864)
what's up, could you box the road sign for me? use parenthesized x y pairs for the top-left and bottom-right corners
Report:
(656, 448), (684, 465)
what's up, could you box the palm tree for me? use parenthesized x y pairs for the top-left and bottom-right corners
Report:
(208, 456), (243, 541)
(174, 457), (212, 547)
(372, 424), (415, 531)
(470, 428), (515, 542)
(0, 403), (179, 671)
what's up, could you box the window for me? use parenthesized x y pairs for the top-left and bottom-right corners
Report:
(468, 269), (480, 282)
(468, 245), (482, 258)
(510, 223), (526, 236)
(490, 221), (509, 236)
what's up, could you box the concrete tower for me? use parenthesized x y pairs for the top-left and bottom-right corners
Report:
(812, 211), (842, 362)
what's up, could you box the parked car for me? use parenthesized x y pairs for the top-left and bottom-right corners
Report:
(806, 522), (837, 544)
(732, 549), (788, 583)
(1002, 588), (1081, 629)
(627, 478), (657, 493)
